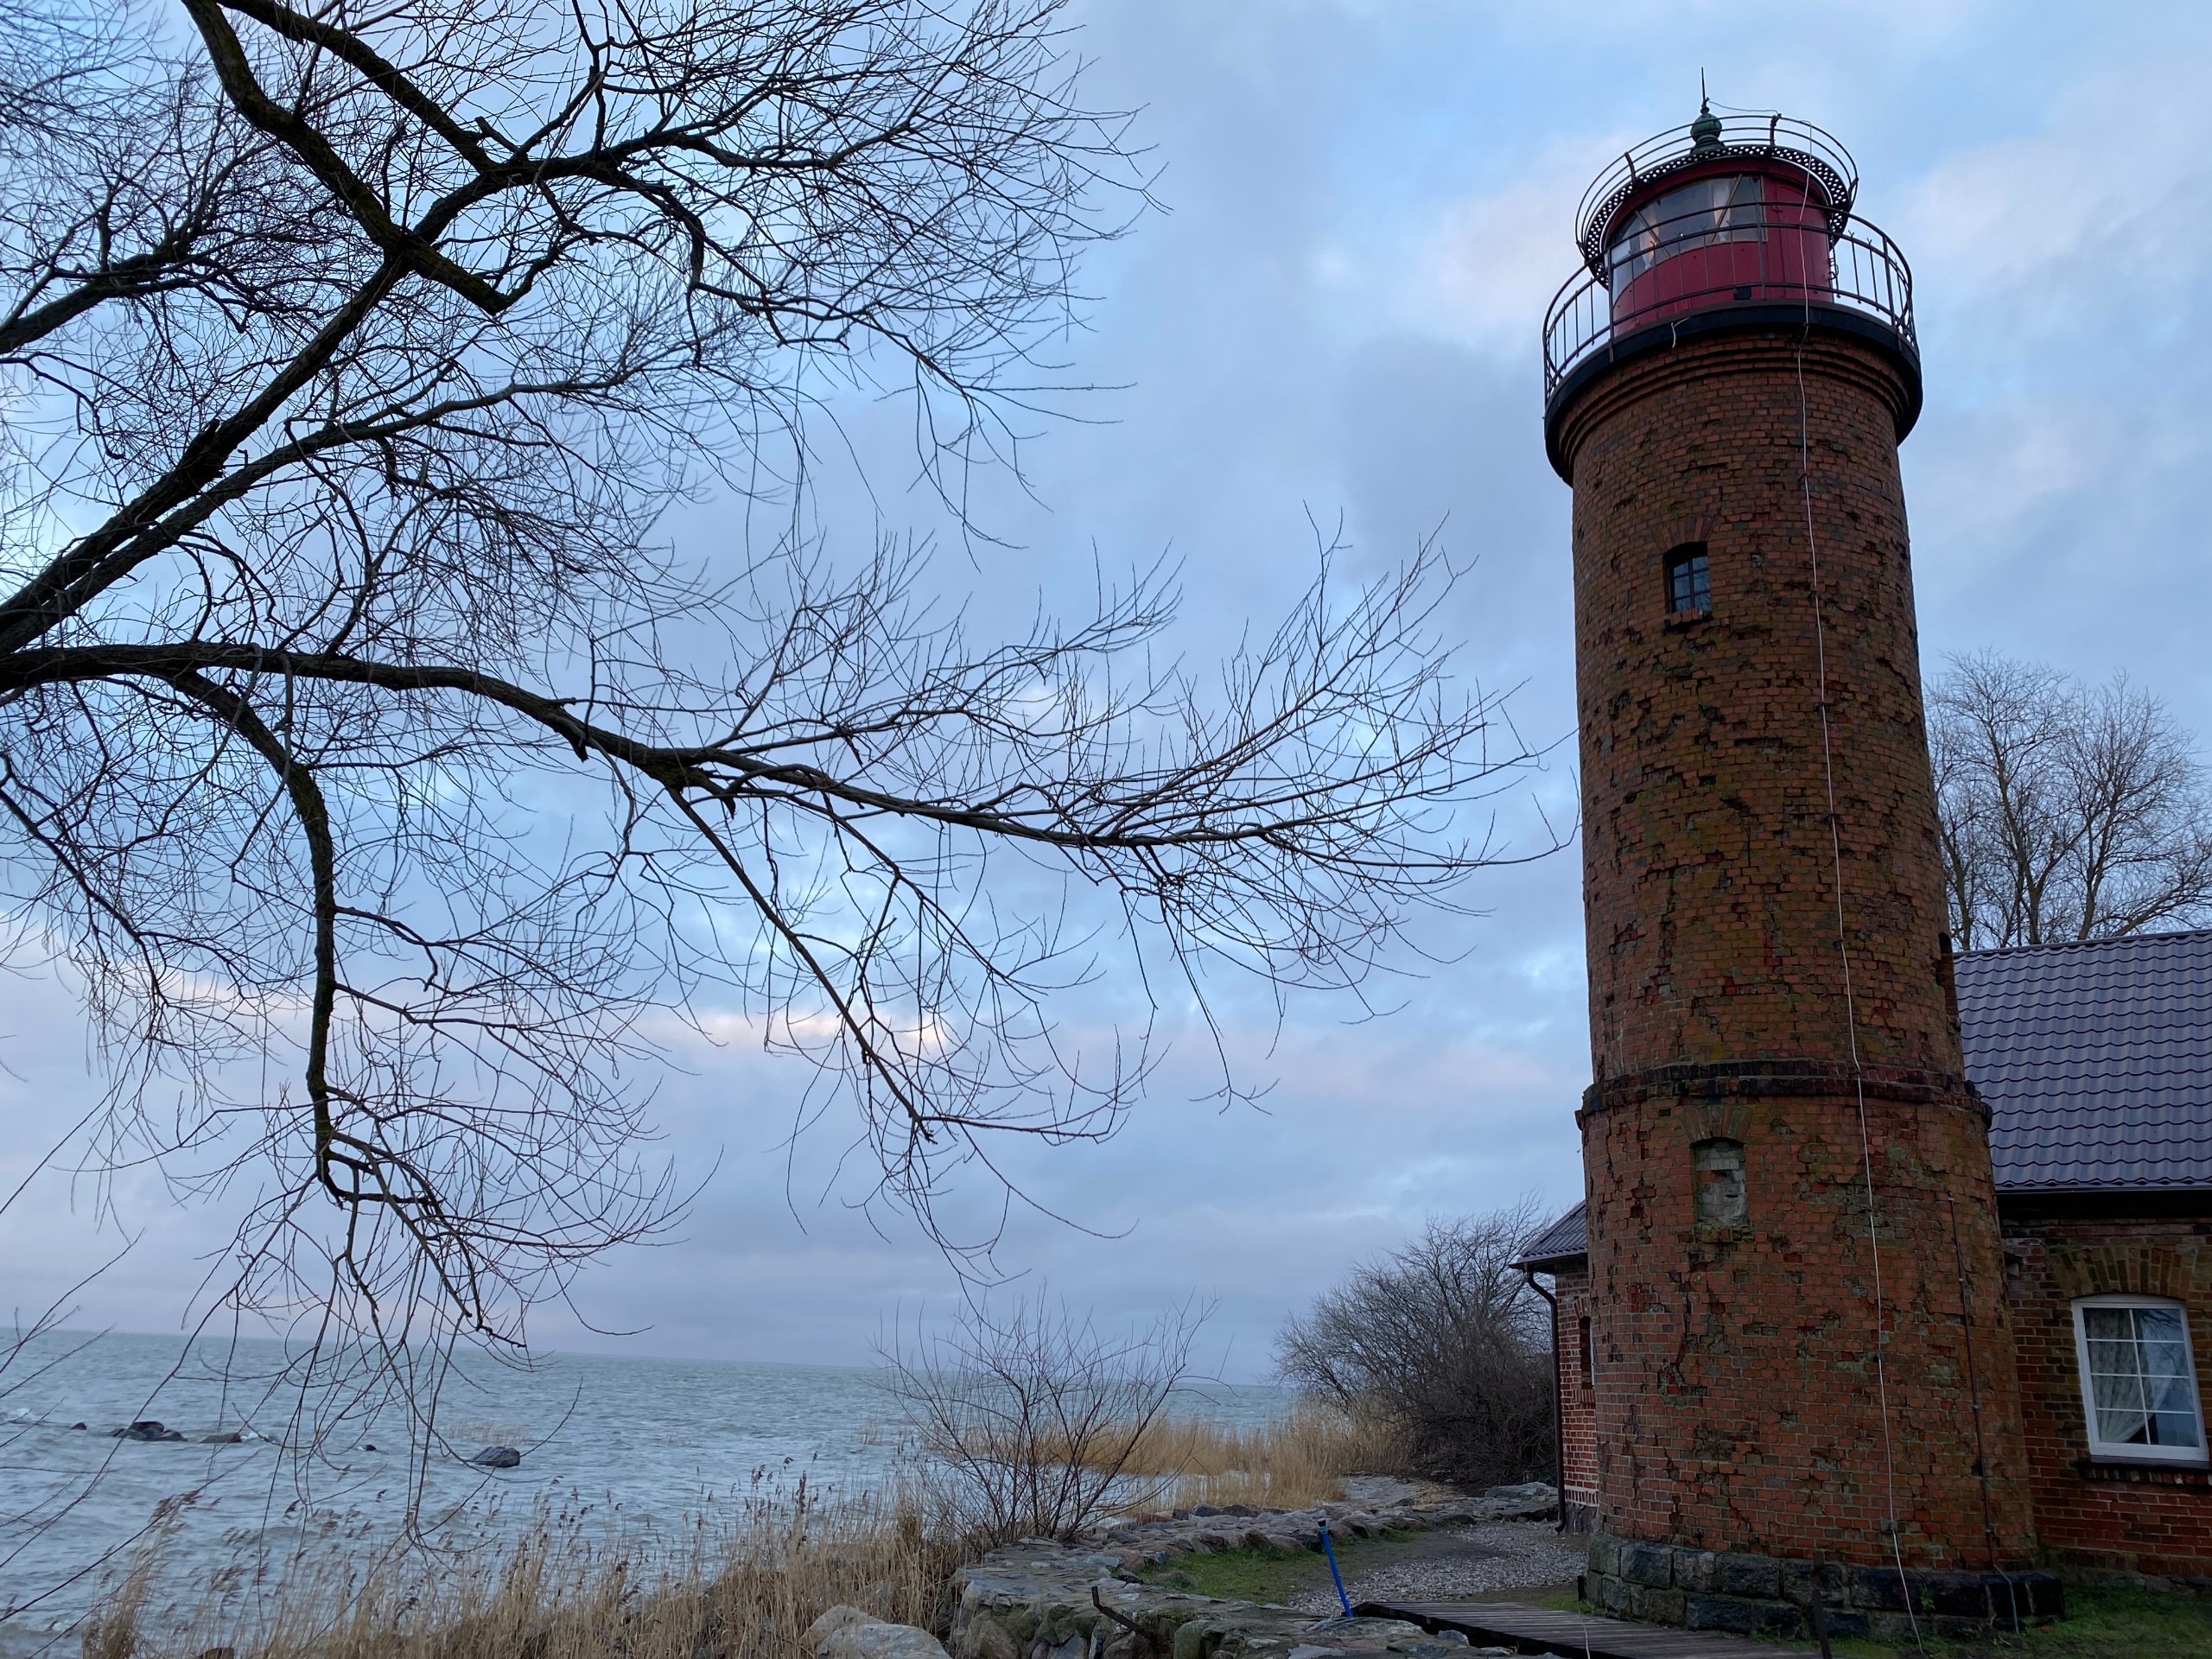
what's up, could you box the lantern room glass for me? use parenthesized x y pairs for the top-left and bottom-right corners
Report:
(1607, 175), (1767, 287)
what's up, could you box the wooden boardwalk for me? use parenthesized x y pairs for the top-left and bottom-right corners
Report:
(1355, 1601), (1815, 1659)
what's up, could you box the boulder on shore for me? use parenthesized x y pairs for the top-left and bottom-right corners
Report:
(1476, 1482), (1556, 1521)
(803, 1605), (948, 1659)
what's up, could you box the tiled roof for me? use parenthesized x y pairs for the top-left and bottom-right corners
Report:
(1516, 929), (2212, 1263)
(1957, 928), (2212, 1192)
(1511, 1204), (1586, 1270)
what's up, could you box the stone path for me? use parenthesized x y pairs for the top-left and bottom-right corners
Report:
(1096, 1483), (1560, 1575)
(1361, 1600), (1817, 1659)
(1283, 1522), (1586, 1615)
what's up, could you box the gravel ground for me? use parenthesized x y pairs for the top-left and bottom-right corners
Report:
(1285, 1521), (1587, 1615)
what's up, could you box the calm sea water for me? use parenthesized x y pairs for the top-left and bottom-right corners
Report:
(0, 1332), (1290, 1657)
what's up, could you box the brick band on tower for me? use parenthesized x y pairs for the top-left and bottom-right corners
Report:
(1540, 105), (2040, 1633)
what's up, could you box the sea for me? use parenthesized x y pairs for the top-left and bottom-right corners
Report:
(0, 1332), (1292, 1658)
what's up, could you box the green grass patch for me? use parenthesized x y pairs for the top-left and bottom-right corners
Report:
(1135, 1529), (1432, 1606)
(1534, 1584), (2212, 1658)
(1142, 1546), (2212, 1657)
(1910, 1585), (2212, 1657)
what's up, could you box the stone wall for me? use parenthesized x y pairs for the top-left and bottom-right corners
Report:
(950, 1546), (1476, 1659)
(1091, 1488), (1555, 1573)
(1579, 1529), (2061, 1644)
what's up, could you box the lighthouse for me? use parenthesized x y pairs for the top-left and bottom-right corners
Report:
(1541, 106), (2042, 1628)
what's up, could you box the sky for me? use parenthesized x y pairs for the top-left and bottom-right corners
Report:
(6, 0), (2212, 1382)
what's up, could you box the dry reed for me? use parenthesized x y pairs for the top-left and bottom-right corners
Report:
(81, 1479), (978, 1659)
(1094, 1402), (1400, 1512)
(75, 1407), (1384, 1659)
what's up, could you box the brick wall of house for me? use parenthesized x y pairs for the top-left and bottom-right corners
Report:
(2004, 1211), (2212, 1585)
(1554, 323), (2035, 1570)
(1554, 1262), (1599, 1532)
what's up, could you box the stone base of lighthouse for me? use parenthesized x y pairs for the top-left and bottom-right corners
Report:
(1576, 1063), (2055, 1637)
(1581, 1535), (2063, 1643)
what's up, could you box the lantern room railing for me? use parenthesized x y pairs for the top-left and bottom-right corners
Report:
(1573, 112), (1859, 272)
(1541, 201), (1916, 403)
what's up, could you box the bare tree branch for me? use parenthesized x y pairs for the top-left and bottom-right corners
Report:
(1929, 649), (2212, 948)
(0, 0), (1553, 1511)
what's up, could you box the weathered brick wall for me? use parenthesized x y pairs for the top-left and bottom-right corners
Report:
(1554, 1262), (1599, 1530)
(1554, 324), (2034, 1571)
(2004, 1212), (2212, 1585)
(1555, 329), (1955, 1080)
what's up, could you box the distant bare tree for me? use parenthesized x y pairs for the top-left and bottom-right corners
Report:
(0, 0), (1545, 1422)
(1929, 651), (2212, 950)
(880, 1290), (1205, 1542)
(1273, 1204), (1553, 1489)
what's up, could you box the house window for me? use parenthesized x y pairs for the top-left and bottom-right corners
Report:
(2073, 1297), (2207, 1463)
(1666, 544), (1711, 615)
(1580, 1316), (1595, 1388)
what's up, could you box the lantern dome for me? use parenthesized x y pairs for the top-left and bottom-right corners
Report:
(1541, 105), (1917, 462)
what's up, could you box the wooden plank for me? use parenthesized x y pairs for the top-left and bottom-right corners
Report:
(1354, 1601), (1813, 1659)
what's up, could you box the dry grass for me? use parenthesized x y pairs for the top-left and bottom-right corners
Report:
(1102, 1402), (1401, 1511)
(75, 1404), (1387, 1659)
(80, 1480), (981, 1659)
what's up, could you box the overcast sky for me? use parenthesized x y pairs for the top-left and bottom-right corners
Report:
(6, 0), (2211, 1382)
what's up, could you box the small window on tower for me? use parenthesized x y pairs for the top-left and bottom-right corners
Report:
(1693, 1137), (1747, 1231)
(1579, 1316), (1595, 1388)
(1666, 543), (1711, 615)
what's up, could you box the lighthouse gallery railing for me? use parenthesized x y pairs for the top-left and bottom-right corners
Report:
(1543, 201), (1916, 401)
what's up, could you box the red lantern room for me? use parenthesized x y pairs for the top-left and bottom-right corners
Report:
(1542, 104), (1916, 479)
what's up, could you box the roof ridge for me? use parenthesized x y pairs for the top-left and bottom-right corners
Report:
(1956, 926), (2212, 963)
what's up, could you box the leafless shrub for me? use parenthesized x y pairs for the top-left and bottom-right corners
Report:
(1929, 650), (2212, 949)
(880, 1291), (1207, 1541)
(1274, 1205), (1553, 1490)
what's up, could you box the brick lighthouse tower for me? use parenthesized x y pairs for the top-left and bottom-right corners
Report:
(1542, 106), (2043, 1630)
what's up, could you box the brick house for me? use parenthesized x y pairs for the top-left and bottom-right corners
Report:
(1522, 927), (2212, 1587)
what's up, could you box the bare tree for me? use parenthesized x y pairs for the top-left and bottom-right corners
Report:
(0, 0), (1544, 1423)
(1929, 650), (2212, 949)
(1273, 1204), (1553, 1489)
(879, 1289), (1205, 1542)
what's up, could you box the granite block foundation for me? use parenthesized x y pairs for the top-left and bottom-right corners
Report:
(1580, 1532), (2063, 1643)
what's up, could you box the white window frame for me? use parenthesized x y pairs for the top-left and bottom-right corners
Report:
(2072, 1294), (2209, 1465)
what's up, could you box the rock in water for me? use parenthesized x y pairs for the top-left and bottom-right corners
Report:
(114, 1421), (174, 1442)
(202, 1431), (244, 1444)
(469, 1445), (523, 1468)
